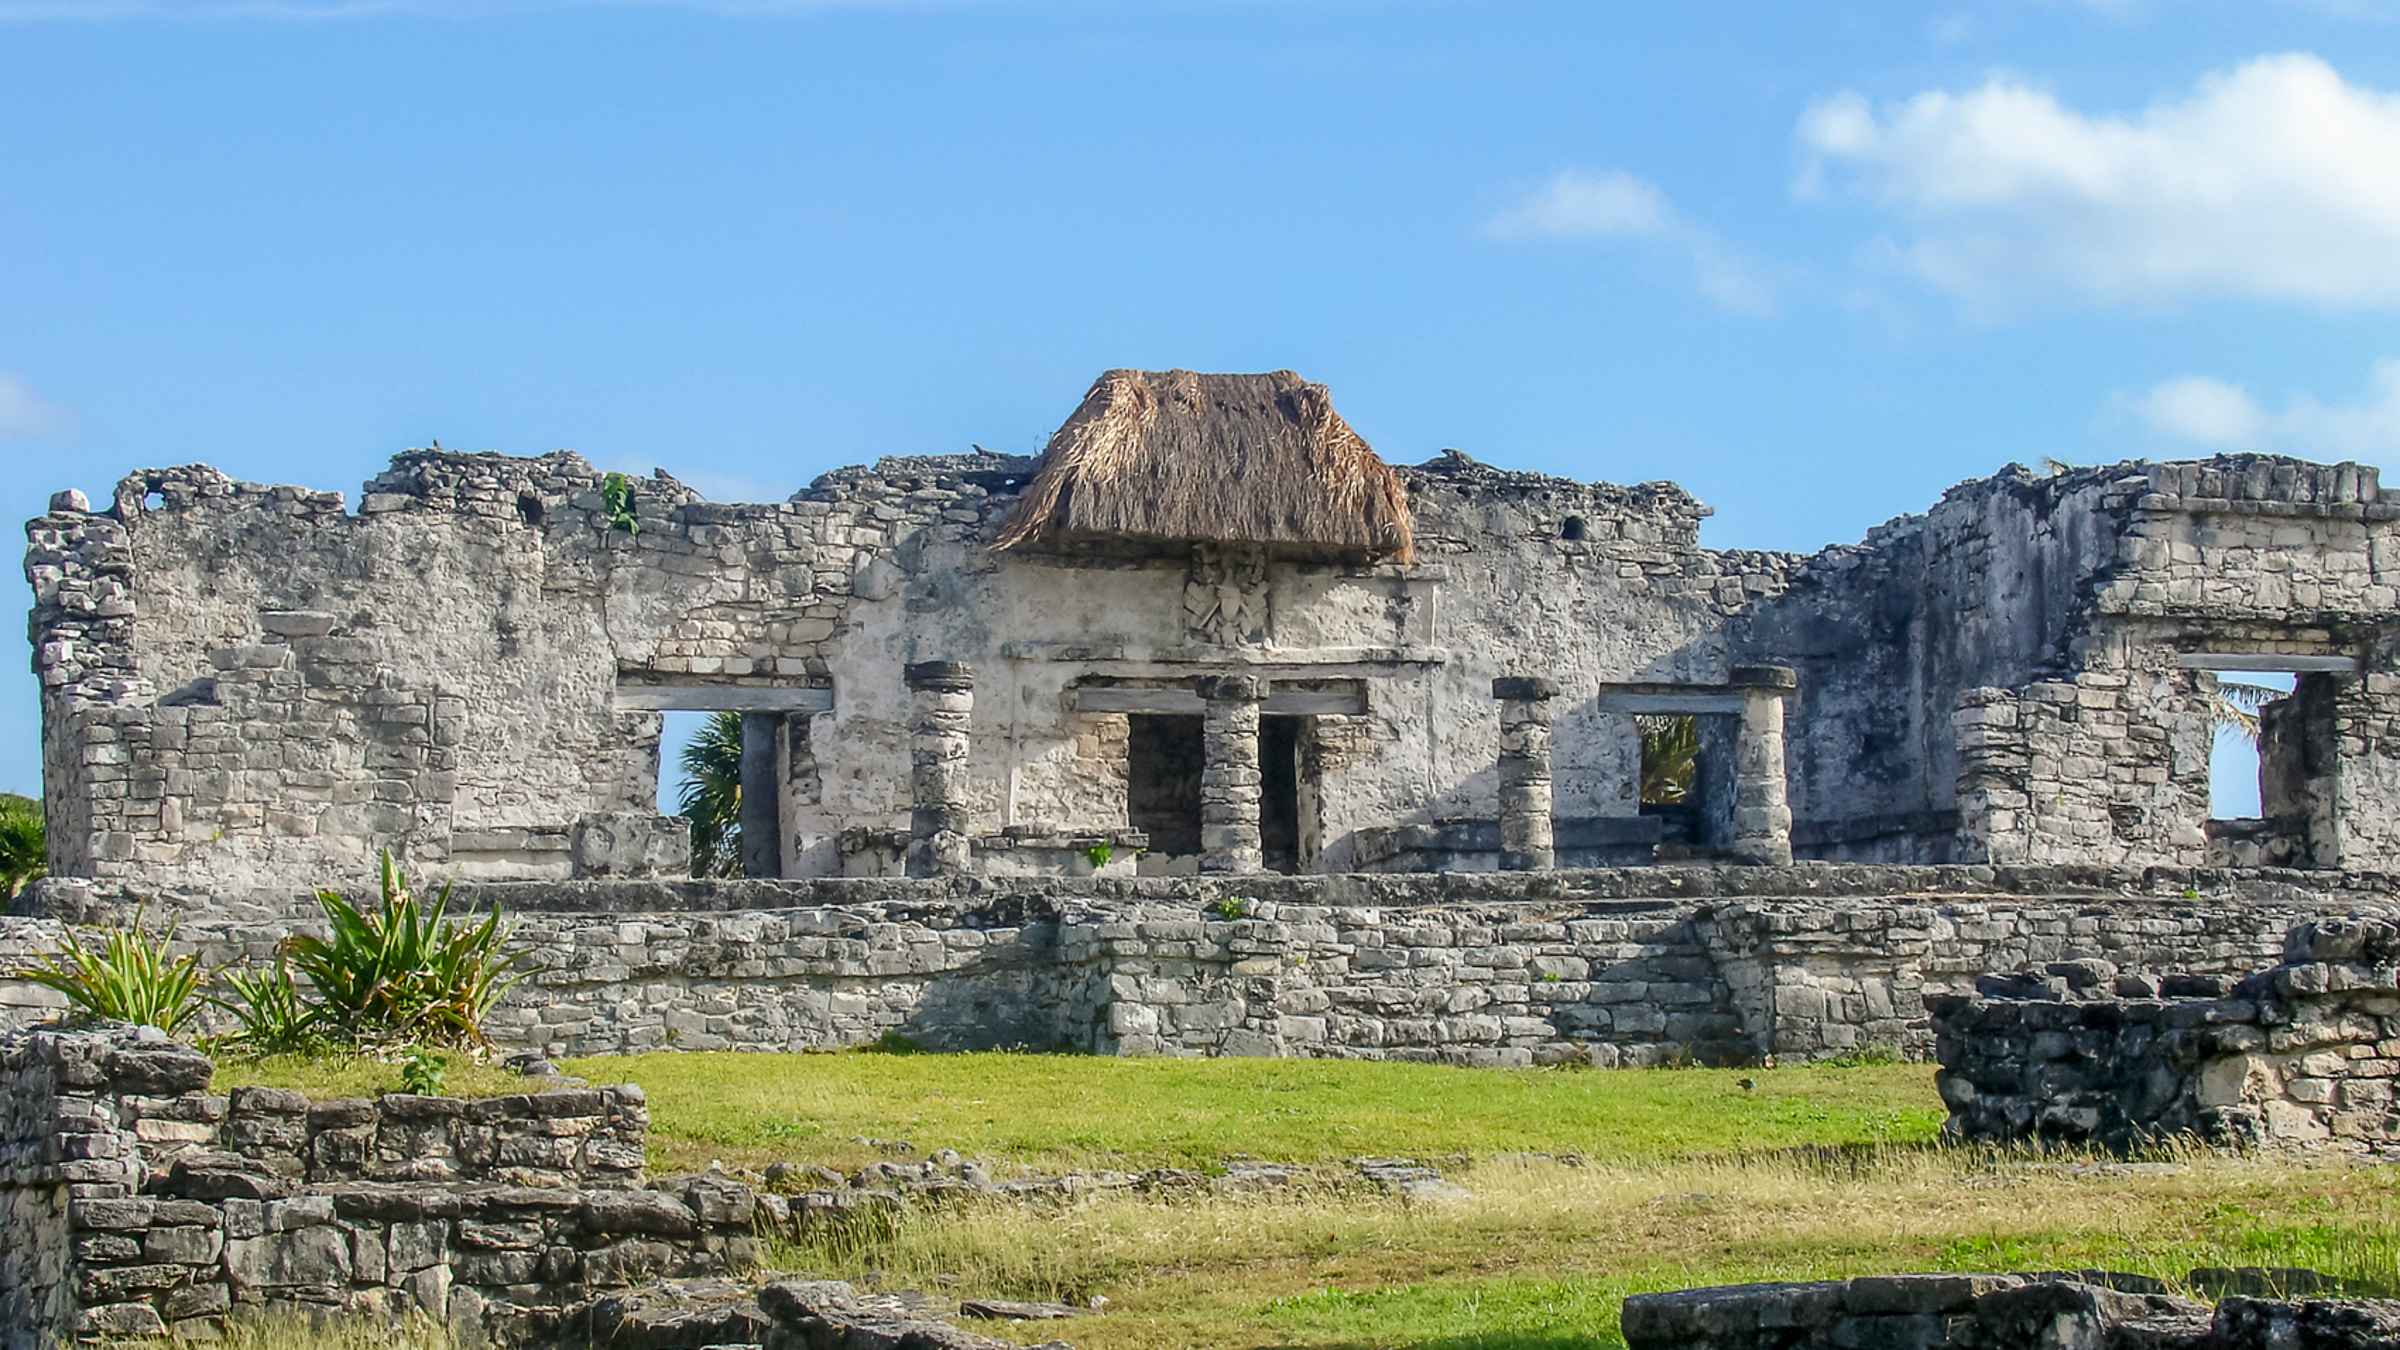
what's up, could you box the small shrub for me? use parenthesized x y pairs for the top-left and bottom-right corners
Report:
(1084, 842), (1114, 869)
(397, 1046), (448, 1096)
(1211, 896), (1250, 921)
(285, 852), (526, 1048)
(19, 909), (208, 1035)
(214, 955), (324, 1056)
(601, 471), (640, 535)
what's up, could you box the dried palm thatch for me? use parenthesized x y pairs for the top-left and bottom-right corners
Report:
(994, 369), (1414, 562)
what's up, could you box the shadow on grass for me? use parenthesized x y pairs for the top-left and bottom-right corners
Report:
(1248, 1338), (1620, 1350)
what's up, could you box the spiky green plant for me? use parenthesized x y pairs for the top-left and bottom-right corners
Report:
(0, 795), (45, 900)
(214, 954), (325, 1055)
(283, 852), (526, 1048)
(18, 909), (208, 1034)
(677, 710), (745, 878)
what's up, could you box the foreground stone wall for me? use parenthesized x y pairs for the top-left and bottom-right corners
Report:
(1623, 1271), (2400, 1350)
(0, 1024), (761, 1347)
(1932, 916), (2400, 1152)
(8, 868), (2392, 1067)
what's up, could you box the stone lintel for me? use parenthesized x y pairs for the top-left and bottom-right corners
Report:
(904, 661), (976, 691)
(1492, 675), (1560, 702)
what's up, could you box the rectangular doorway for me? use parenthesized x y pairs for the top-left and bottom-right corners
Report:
(1127, 714), (1206, 859)
(1262, 714), (1303, 874)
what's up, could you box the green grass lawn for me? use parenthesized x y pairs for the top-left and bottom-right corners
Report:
(204, 1048), (2400, 1350)
(220, 1047), (1940, 1175)
(556, 1050), (1943, 1174)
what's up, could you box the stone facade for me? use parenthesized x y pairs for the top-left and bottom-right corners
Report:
(34, 373), (2400, 895)
(1623, 1271), (2400, 1350)
(1932, 916), (2400, 1152)
(0, 1023), (766, 1347)
(6, 868), (2389, 1067)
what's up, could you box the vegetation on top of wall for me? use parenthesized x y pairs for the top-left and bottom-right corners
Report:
(600, 470), (640, 535)
(18, 909), (210, 1035)
(678, 709), (745, 878)
(0, 791), (44, 900)
(276, 853), (527, 1050)
(12, 853), (526, 1056)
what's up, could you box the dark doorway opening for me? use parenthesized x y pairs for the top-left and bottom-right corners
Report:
(1262, 715), (1303, 874)
(1127, 714), (1205, 858)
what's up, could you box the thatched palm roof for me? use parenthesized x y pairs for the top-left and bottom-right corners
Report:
(994, 369), (1414, 563)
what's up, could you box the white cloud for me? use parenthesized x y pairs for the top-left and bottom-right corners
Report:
(1485, 169), (1776, 315)
(2135, 375), (2266, 447)
(1484, 170), (1672, 240)
(2127, 360), (2400, 458)
(0, 374), (70, 442)
(1796, 53), (2400, 311)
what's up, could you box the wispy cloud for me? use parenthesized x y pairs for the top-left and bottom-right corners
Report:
(0, 374), (71, 442)
(2121, 360), (2400, 459)
(1796, 53), (2400, 312)
(1483, 169), (1776, 316)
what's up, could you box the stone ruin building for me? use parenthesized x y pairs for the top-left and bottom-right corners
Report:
(20, 364), (2400, 1347)
(11, 367), (2400, 1067)
(25, 366), (2400, 892)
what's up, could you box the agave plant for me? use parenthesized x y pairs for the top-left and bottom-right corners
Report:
(19, 909), (209, 1035)
(214, 953), (325, 1055)
(283, 852), (526, 1048)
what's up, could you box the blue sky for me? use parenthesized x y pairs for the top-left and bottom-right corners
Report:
(6, 0), (2398, 812)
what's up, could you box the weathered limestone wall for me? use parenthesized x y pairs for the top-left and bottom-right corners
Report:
(32, 443), (2400, 891)
(1932, 916), (2400, 1152)
(7, 868), (2391, 1067)
(1738, 464), (2132, 861)
(0, 1024), (762, 1347)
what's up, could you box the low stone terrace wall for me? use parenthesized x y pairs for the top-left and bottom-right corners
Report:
(0, 1024), (756, 1347)
(1931, 917), (2400, 1152)
(1623, 1271), (2400, 1350)
(5, 866), (2395, 1067)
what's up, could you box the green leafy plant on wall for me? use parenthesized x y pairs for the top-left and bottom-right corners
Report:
(19, 908), (209, 1036)
(601, 471), (640, 535)
(398, 1046), (449, 1096)
(284, 852), (527, 1049)
(1084, 842), (1115, 869)
(216, 954), (325, 1055)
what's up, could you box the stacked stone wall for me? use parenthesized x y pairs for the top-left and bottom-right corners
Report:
(1932, 917), (2400, 1152)
(0, 1024), (759, 1347)
(1623, 1271), (2400, 1350)
(7, 868), (2393, 1067)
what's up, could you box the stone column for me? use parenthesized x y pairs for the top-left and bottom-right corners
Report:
(1492, 675), (1559, 871)
(738, 711), (784, 878)
(1730, 665), (1797, 866)
(904, 661), (975, 878)
(1197, 674), (1267, 875)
